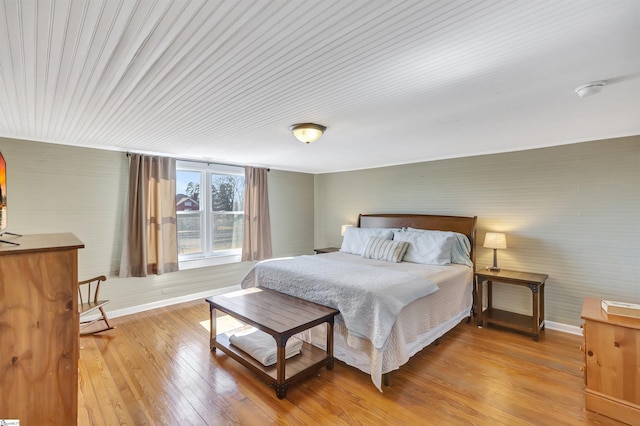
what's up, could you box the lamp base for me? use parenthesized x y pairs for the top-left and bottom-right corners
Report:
(489, 249), (500, 272)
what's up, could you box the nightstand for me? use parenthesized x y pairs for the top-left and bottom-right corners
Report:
(475, 269), (549, 341)
(313, 247), (339, 254)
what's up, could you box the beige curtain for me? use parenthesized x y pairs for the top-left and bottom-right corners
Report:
(120, 154), (178, 277)
(242, 167), (272, 261)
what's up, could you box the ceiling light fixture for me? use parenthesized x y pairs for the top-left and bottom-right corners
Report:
(575, 80), (607, 98)
(290, 123), (327, 144)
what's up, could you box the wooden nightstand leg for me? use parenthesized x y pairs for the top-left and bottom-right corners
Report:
(531, 284), (540, 341)
(487, 280), (493, 312)
(540, 283), (545, 330)
(476, 277), (484, 328)
(472, 276), (477, 317)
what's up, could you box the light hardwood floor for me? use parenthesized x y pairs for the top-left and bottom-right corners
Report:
(78, 300), (624, 426)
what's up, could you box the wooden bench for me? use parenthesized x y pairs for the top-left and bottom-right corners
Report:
(206, 287), (339, 398)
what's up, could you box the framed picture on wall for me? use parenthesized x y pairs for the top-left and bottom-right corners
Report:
(0, 151), (6, 231)
(0, 151), (20, 245)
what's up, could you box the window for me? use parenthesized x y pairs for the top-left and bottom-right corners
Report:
(176, 161), (244, 268)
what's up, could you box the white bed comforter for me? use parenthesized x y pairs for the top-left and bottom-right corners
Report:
(240, 255), (439, 350)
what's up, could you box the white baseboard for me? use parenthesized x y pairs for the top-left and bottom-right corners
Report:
(106, 284), (241, 319)
(544, 320), (582, 336)
(103, 286), (583, 337)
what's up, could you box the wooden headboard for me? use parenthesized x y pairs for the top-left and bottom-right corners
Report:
(357, 213), (477, 266)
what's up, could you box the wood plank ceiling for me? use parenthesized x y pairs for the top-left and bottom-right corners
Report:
(0, 0), (638, 173)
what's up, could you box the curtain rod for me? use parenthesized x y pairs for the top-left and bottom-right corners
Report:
(125, 152), (269, 171)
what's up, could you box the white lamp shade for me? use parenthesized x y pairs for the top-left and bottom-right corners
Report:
(483, 232), (507, 250)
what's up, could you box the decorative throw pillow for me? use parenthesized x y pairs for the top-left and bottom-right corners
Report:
(362, 237), (409, 263)
(392, 229), (454, 265)
(340, 227), (395, 256)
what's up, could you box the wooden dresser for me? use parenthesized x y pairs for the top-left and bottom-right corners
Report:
(0, 233), (84, 425)
(581, 297), (640, 424)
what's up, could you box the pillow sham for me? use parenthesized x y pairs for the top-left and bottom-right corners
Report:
(340, 227), (394, 256)
(392, 229), (455, 265)
(362, 237), (409, 263)
(406, 228), (472, 267)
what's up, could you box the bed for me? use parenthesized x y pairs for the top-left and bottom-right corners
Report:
(240, 213), (477, 391)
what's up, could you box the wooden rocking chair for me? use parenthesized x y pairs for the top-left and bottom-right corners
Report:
(78, 275), (114, 335)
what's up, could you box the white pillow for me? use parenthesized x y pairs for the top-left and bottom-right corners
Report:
(407, 228), (472, 267)
(392, 229), (455, 265)
(362, 237), (409, 263)
(340, 227), (394, 256)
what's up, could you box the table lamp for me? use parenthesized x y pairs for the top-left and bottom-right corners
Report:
(483, 232), (507, 271)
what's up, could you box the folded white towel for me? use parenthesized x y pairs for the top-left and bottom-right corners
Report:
(229, 328), (303, 367)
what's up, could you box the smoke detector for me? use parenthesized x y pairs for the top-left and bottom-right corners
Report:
(575, 81), (607, 98)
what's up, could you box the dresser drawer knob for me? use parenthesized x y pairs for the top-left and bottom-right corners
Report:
(587, 350), (594, 356)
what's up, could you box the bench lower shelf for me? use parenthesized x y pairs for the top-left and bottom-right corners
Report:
(214, 333), (333, 387)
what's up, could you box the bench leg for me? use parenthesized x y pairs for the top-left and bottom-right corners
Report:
(275, 335), (288, 399)
(210, 307), (217, 351)
(275, 382), (288, 399)
(326, 318), (334, 370)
